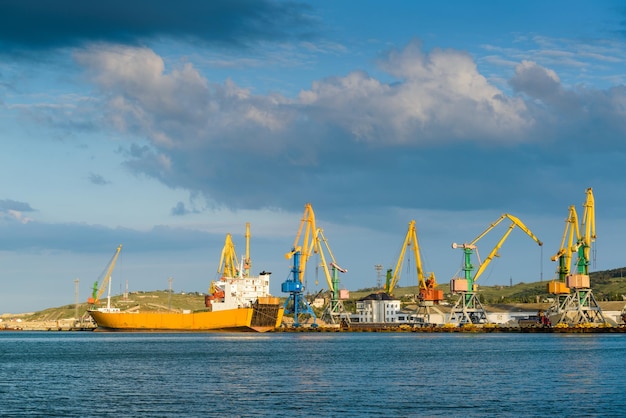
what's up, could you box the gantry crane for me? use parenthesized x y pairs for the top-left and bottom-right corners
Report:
(282, 203), (319, 327)
(385, 220), (443, 324)
(88, 244), (123, 311)
(546, 188), (605, 325)
(448, 214), (542, 325)
(314, 228), (350, 326)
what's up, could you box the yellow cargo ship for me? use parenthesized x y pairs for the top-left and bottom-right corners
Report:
(88, 224), (284, 332)
(89, 296), (284, 332)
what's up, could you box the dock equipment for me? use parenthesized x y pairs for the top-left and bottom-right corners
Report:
(546, 188), (606, 325)
(315, 228), (350, 326)
(88, 245), (123, 309)
(386, 220), (443, 325)
(282, 203), (319, 327)
(448, 214), (542, 325)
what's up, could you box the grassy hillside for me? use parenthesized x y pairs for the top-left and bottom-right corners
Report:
(22, 291), (207, 322)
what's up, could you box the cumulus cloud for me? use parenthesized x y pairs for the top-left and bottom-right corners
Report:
(303, 41), (532, 143)
(62, 41), (626, 214)
(510, 60), (626, 148)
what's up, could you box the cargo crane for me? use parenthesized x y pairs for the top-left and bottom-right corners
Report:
(545, 205), (579, 316)
(385, 220), (443, 325)
(207, 233), (240, 304)
(206, 223), (274, 311)
(546, 188), (605, 325)
(282, 203), (318, 327)
(314, 228), (350, 326)
(88, 244), (123, 312)
(217, 233), (239, 278)
(448, 214), (542, 325)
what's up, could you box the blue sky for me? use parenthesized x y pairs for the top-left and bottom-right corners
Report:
(1, 0), (626, 313)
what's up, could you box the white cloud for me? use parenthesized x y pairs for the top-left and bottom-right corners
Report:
(63, 41), (626, 216)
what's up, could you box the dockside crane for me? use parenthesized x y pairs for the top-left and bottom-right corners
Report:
(217, 233), (239, 279)
(207, 232), (241, 305)
(315, 228), (350, 326)
(88, 244), (123, 311)
(282, 203), (319, 327)
(546, 188), (606, 325)
(386, 220), (443, 324)
(546, 205), (579, 313)
(448, 214), (542, 325)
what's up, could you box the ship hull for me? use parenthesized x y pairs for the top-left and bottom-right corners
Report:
(89, 304), (284, 333)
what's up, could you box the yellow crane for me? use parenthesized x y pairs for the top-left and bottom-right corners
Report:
(88, 244), (123, 306)
(546, 188), (605, 325)
(449, 214), (542, 325)
(244, 222), (251, 277)
(576, 187), (596, 277)
(548, 205), (579, 295)
(385, 220), (442, 304)
(217, 233), (239, 278)
(282, 203), (319, 327)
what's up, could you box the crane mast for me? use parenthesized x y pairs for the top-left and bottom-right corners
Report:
(448, 214), (542, 325)
(282, 203), (319, 327)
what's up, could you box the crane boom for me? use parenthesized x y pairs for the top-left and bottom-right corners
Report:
(452, 214), (542, 287)
(284, 203), (317, 282)
(314, 228), (347, 291)
(548, 205), (580, 293)
(472, 214), (543, 282)
(577, 187), (596, 275)
(89, 244), (122, 305)
(315, 228), (335, 291)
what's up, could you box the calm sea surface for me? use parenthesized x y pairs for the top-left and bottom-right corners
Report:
(0, 332), (624, 417)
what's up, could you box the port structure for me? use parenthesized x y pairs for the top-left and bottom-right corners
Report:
(546, 188), (606, 325)
(385, 220), (443, 325)
(314, 228), (350, 326)
(448, 214), (543, 326)
(88, 244), (123, 312)
(283, 203), (319, 327)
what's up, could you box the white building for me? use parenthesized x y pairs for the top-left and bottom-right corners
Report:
(354, 293), (408, 323)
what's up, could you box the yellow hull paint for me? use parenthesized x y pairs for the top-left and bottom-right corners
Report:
(90, 307), (284, 333)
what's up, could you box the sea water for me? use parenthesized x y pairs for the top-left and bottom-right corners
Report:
(0, 332), (624, 417)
